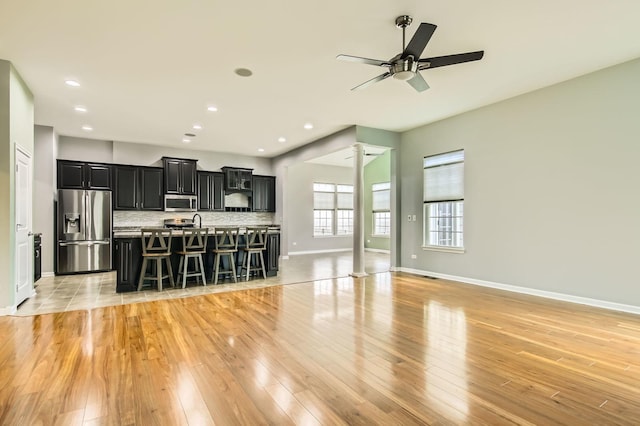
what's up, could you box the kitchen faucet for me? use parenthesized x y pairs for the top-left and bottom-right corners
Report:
(192, 213), (202, 229)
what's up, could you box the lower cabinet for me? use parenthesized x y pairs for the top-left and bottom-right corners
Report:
(265, 233), (280, 276)
(115, 232), (280, 291)
(115, 238), (142, 292)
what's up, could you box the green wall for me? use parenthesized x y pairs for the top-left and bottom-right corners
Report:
(0, 60), (34, 312)
(364, 150), (391, 251)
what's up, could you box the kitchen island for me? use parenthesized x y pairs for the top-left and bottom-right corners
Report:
(113, 227), (280, 292)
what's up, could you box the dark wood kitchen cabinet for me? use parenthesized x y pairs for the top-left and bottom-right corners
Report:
(114, 166), (163, 210)
(163, 157), (197, 195)
(252, 175), (276, 212)
(57, 160), (112, 190)
(198, 171), (224, 211)
(265, 232), (280, 276)
(114, 237), (142, 292)
(222, 167), (253, 192)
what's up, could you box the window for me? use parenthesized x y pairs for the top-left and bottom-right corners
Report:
(372, 182), (390, 236)
(423, 150), (464, 250)
(313, 183), (353, 236)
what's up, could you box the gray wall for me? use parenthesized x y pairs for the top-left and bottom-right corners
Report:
(286, 162), (353, 253)
(34, 125), (58, 275)
(399, 57), (640, 308)
(58, 137), (273, 174)
(57, 136), (113, 163)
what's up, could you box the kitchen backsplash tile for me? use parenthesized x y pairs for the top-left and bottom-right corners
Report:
(114, 211), (276, 228)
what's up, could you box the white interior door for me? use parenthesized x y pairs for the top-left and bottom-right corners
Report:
(15, 145), (34, 306)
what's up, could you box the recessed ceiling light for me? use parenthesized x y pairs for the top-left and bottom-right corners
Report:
(182, 138), (191, 144)
(304, 123), (313, 130)
(192, 124), (203, 130)
(74, 105), (87, 113)
(81, 125), (93, 132)
(278, 137), (286, 143)
(207, 106), (218, 112)
(184, 133), (196, 137)
(258, 148), (265, 152)
(65, 79), (80, 87)
(234, 68), (253, 77)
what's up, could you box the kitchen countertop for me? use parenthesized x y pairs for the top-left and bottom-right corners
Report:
(113, 225), (280, 238)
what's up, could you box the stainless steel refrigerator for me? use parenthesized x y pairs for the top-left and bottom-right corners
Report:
(57, 189), (112, 274)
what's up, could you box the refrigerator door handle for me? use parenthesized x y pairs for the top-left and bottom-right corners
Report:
(59, 240), (110, 247)
(59, 241), (92, 247)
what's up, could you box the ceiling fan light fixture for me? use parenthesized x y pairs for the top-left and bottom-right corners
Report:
(393, 70), (415, 81)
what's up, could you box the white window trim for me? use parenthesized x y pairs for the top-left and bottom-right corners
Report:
(422, 245), (465, 254)
(313, 182), (354, 237)
(423, 150), (465, 250)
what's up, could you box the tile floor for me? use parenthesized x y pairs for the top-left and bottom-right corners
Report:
(16, 251), (391, 316)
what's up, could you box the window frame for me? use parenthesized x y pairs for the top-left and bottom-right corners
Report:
(372, 182), (391, 237)
(422, 150), (465, 253)
(313, 182), (354, 237)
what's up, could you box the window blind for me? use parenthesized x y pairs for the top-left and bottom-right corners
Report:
(314, 192), (335, 209)
(423, 150), (464, 202)
(372, 182), (390, 211)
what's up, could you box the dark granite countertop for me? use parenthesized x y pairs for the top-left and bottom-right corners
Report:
(113, 225), (280, 238)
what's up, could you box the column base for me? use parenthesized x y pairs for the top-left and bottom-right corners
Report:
(350, 272), (369, 278)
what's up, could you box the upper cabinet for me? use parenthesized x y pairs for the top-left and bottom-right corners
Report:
(221, 167), (253, 192)
(114, 166), (163, 211)
(57, 160), (112, 190)
(252, 175), (276, 212)
(163, 157), (197, 195)
(197, 171), (225, 211)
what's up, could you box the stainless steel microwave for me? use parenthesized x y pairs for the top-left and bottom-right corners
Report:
(164, 194), (198, 212)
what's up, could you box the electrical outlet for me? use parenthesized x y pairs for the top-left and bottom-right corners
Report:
(412, 215), (417, 221)
(411, 254), (417, 259)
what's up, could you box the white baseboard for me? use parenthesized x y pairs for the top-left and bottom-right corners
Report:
(42, 271), (54, 278)
(0, 305), (17, 316)
(398, 267), (640, 316)
(288, 248), (352, 256)
(365, 248), (390, 254)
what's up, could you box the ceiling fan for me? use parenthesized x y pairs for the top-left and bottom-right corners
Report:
(337, 15), (484, 92)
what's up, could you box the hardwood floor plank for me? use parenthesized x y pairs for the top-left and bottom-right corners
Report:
(1, 272), (640, 424)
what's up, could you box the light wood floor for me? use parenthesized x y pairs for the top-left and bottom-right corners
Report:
(2, 272), (639, 425)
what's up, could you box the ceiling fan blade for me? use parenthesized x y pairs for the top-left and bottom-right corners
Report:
(351, 72), (392, 91)
(337, 54), (390, 67)
(402, 23), (437, 59)
(418, 51), (484, 69)
(406, 72), (430, 92)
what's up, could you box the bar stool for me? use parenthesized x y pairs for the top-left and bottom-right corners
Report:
(175, 228), (208, 288)
(138, 228), (175, 291)
(211, 227), (239, 284)
(239, 226), (268, 281)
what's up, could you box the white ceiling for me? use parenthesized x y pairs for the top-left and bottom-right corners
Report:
(306, 145), (387, 168)
(1, 1), (640, 159)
